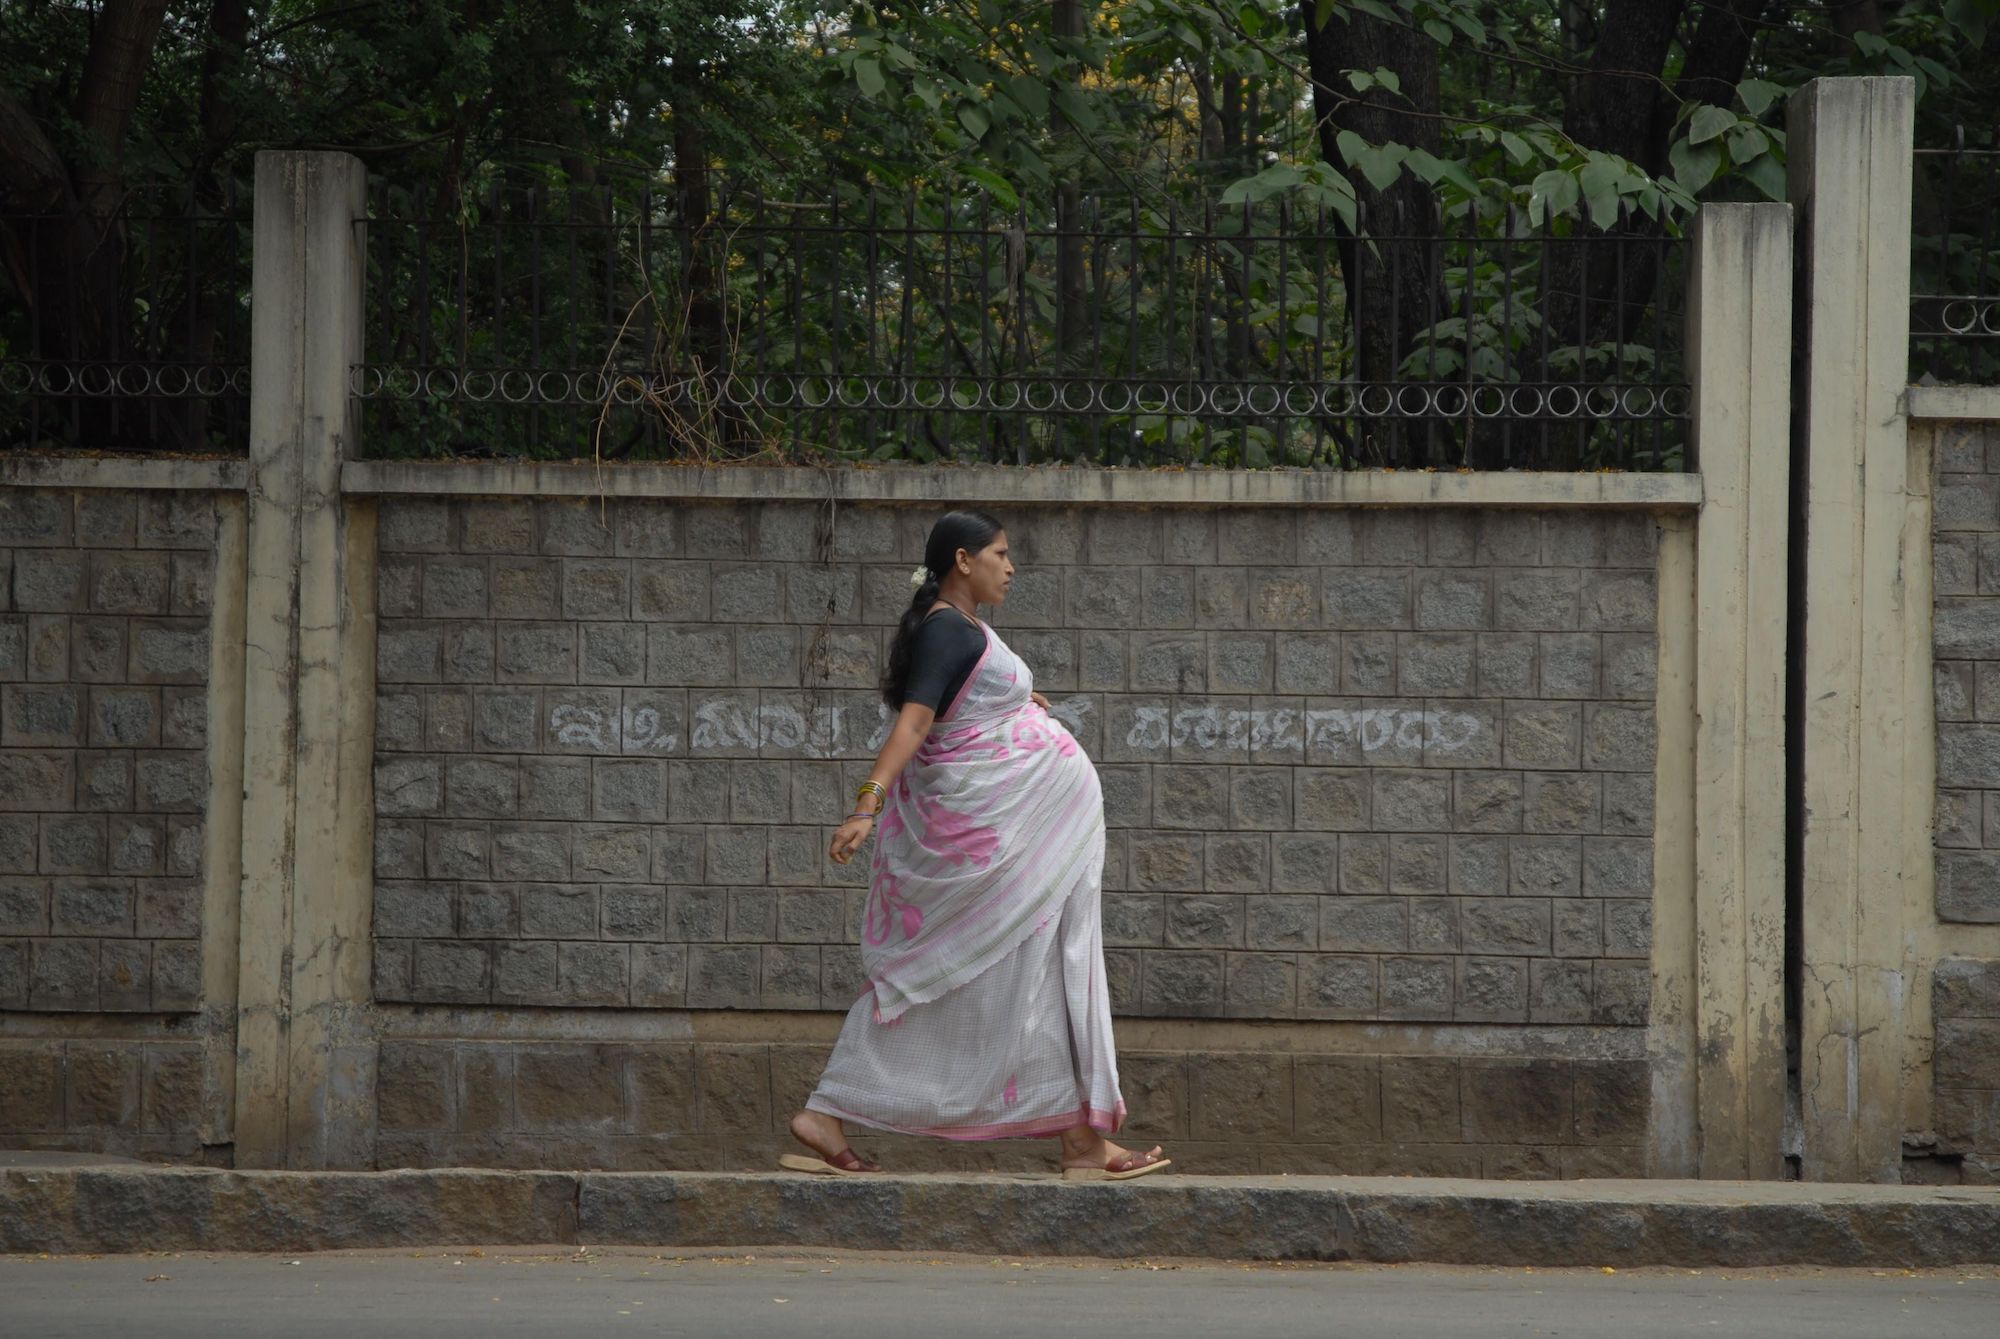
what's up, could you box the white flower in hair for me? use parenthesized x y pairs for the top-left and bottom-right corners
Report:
(909, 565), (930, 590)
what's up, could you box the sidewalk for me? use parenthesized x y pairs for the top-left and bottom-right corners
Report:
(5, 1156), (1999, 1266)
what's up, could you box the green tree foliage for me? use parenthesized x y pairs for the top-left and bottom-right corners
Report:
(2, 1), (1996, 462)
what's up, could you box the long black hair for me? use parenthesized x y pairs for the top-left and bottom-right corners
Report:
(881, 509), (1005, 709)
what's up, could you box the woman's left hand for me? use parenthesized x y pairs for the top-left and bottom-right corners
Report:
(1030, 691), (1051, 711)
(830, 813), (875, 865)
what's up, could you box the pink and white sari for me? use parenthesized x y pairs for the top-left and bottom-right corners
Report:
(805, 620), (1125, 1140)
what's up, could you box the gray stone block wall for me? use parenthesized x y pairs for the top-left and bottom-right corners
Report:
(372, 498), (1659, 1024)
(1932, 424), (2000, 1182)
(1933, 958), (2000, 1181)
(1935, 424), (2000, 923)
(0, 490), (214, 1012)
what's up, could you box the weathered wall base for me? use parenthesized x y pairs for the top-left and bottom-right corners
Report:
(370, 1026), (1644, 1178)
(1934, 961), (2000, 1183)
(0, 1039), (217, 1162)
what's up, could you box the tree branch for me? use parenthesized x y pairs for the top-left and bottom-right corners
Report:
(0, 88), (71, 211)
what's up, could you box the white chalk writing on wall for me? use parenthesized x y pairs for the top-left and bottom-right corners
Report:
(1308, 706), (1483, 755)
(624, 705), (679, 752)
(660, 695), (1106, 758)
(552, 694), (1467, 760)
(1122, 705), (1482, 756)
(690, 699), (849, 757)
(549, 702), (612, 750)
(1049, 698), (1095, 739)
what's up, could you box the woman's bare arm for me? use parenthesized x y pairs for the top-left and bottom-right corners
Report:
(829, 700), (936, 864)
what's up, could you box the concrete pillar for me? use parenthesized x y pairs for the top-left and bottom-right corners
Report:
(237, 151), (379, 1167)
(1677, 203), (1793, 1178)
(1787, 76), (1921, 1183)
(1647, 508), (1699, 1178)
(198, 496), (249, 1146)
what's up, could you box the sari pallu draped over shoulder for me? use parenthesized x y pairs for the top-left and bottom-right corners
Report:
(861, 621), (1105, 1024)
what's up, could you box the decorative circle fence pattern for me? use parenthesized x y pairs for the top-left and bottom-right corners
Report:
(356, 182), (1691, 471)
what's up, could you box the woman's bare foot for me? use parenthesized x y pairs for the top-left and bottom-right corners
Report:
(1056, 1126), (1167, 1174)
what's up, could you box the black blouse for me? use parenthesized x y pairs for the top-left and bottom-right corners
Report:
(903, 608), (987, 715)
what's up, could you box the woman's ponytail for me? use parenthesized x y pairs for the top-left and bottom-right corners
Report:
(880, 509), (1003, 709)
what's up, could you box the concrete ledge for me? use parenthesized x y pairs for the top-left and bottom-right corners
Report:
(5, 1167), (1997, 1265)
(0, 453), (248, 491)
(0, 1168), (578, 1253)
(342, 459), (1703, 510)
(1907, 384), (2000, 421)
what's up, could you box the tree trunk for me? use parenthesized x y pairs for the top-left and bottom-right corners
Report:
(73, 0), (169, 202)
(1529, 0), (1691, 466)
(0, 90), (70, 324)
(1193, 63), (1223, 164)
(1530, 0), (1775, 466)
(1303, 1), (1445, 465)
(1201, 58), (1254, 385)
(1559, 0), (1595, 117)
(672, 88), (739, 457)
(162, 0), (252, 451)
(1052, 0), (1087, 386)
(195, 0), (250, 194)
(1676, 0), (1782, 109)
(70, 0), (170, 362)
(1569, 0), (1687, 173)
(1826, 0), (1885, 36)
(1, 0), (169, 449)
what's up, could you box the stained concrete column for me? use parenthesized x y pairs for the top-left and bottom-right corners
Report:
(237, 151), (378, 1167)
(1787, 77), (1921, 1183)
(1673, 203), (1793, 1179)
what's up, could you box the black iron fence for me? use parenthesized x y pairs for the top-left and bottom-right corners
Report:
(1, 175), (1693, 468)
(1913, 132), (2000, 386)
(357, 181), (1690, 471)
(0, 187), (252, 454)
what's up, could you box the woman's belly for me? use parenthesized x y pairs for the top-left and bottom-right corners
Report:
(906, 704), (1100, 837)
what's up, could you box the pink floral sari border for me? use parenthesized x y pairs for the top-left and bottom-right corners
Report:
(808, 1096), (1128, 1143)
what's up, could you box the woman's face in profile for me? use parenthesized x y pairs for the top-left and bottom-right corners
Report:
(958, 530), (1013, 606)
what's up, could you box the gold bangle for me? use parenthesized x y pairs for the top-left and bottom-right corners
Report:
(856, 781), (886, 803)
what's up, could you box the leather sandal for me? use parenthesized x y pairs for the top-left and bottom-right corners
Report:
(1061, 1148), (1172, 1182)
(779, 1147), (882, 1176)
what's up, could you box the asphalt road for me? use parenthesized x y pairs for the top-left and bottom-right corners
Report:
(5, 1248), (1996, 1338)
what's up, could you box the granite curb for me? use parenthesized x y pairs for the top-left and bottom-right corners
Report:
(4, 1166), (2000, 1265)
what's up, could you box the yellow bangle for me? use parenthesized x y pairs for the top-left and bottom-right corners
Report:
(856, 781), (886, 804)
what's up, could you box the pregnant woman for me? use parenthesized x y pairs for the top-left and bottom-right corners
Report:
(782, 509), (1170, 1182)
